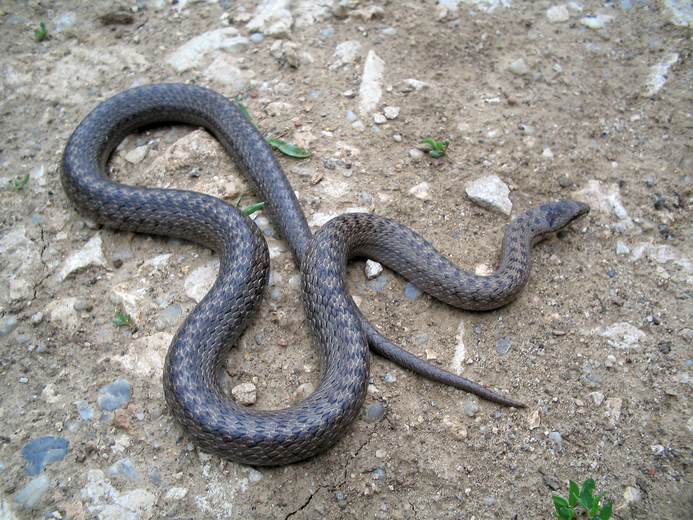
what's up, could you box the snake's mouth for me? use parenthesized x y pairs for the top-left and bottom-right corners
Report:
(571, 201), (591, 221)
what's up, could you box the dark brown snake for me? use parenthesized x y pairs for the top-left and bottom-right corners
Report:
(60, 84), (589, 466)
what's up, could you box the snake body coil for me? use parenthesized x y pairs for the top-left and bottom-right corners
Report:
(61, 84), (589, 465)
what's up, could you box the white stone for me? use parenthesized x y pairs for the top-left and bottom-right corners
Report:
(600, 322), (647, 349)
(45, 298), (80, 329)
(646, 53), (680, 96)
(465, 175), (512, 217)
(409, 182), (430, 200)
(124, 146), (148, 164)
(9, 278), (31, 301)
(547, 5), (570, 22)
(292, 383), (314, 403)
(1, 226), (42, 276)
(165, 487), (188, 501)
(167, 28), (247, 73)
(383, 106), (400, 119)
(246, 0), (294, 38)
(405, 78), (428, 90)
(365, 260), (382, 279)
(373, 113), (387, 125)
(330, 40), (362, 70)
(542, 148), (554, 158)
(137, 254), (171, 276)
(580, 15), (613, 30)
(111, 333), (173, 379)
(570, 180), (634, 231)
(359, 50), (385, 116)
(589, 391), (605, 406)
(508, 58), (529, 75)
(623, 485), (642, 505)
(184, 261), (220, 303)
(605, 398), (623, 425)
(528, 409), (541, 429)
(232, 383), (257, 406)
(59, 234), (108, 281)
(203, 58), (255, 85)
(451, 318), (467, 374)
(409, 149), (425, 159)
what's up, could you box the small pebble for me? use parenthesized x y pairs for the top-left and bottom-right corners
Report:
(375, 449), (387, 459)
(508, 58), (529, 75)
(15, 474), (51, 508)
(108, 458), (142, 481)
(464, 403), (479, 417)
(409, 149), (424, 159)
(384, 372), (396, 383)
(232, 383), (257, 406)
(363, 402), (386, 423)
(249, 32), (263, 44)
(404, 283), (422, 299)
(97, 379), (133, 411)
(365, 260), (383, 279)
(548, 431), (562, 450)
(161, 304), (182, 324)
(496, 338), (512, 356)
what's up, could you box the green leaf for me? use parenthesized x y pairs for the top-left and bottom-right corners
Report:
(569, 480), (580, 508)
(243, 202), (265, 216)
(579, 479), (597, 512)
(429, 150), (444, 158)
(267, 139), (311, 158)
(589, 491), (608, 515)
(424, 138), (436, 148)
(34, 22), (49, 41)
(552, 496), (573, 519)
(112, 312), (132, 327)
(12, 173), (30, 190)
(597, 501), (613, 520)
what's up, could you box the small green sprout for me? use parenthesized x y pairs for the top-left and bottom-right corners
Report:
(552, 479), (613, 520)
(11, 174), (30, 190)
(112, 312), (133, 328)
(232, 196), (265, 216)
(267, 138), (311, 158)
(242, 202), (265, 216)
(424, 138), (450, 158)
(234, 98), (253, 121)
(34, 22), (50, 42)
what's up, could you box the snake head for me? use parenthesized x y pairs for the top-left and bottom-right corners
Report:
(540, 200), (590, 233)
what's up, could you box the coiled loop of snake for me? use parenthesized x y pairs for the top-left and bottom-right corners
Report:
(61, 84), (589, 465)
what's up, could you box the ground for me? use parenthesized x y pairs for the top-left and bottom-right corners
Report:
(1, 0), (692, 519)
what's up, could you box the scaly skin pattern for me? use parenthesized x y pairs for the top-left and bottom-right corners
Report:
(61, 83), (589, 465)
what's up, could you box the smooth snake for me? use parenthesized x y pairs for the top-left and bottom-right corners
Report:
(60, 84), (589, 465)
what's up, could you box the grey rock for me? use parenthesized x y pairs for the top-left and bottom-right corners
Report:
(22, 437), (70, 476)
(97, 379), (133, 411)
(363, 402), (386, 423)
(15, 474), (51, 508)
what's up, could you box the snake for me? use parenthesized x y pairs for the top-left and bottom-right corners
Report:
(60, 83), (590, 466)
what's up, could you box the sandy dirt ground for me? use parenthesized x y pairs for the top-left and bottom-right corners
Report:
(1, 0), (692, 518)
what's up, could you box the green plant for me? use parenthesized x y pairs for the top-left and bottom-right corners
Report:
(267, 138), (311, 158)
(424, 138), (449, 158)
(112, 312), (133, 328)
(232, 196), (265, 216)
(34, 22), (49, 42)
(552, 479), (613, 520)
(11, 174), (30, 190)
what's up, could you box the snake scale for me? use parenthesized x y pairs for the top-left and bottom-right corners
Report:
(61, 84), (589, 465)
